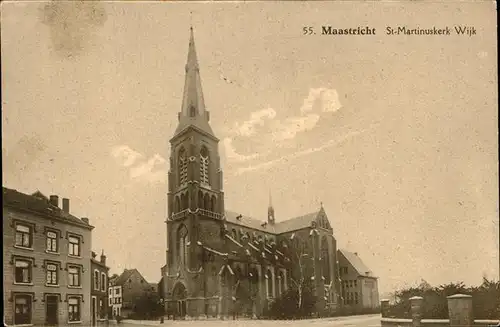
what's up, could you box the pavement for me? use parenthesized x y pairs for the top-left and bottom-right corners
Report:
(119, 314), (381, 327)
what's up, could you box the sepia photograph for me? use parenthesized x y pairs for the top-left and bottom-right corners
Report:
(1, 1), (498, 327)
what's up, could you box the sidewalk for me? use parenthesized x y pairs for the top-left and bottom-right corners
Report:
(120, 320), (162, 326)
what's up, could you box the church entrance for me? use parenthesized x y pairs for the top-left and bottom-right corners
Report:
(172, 283), (187, 319)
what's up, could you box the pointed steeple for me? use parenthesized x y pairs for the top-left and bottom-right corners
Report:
(268, 190), (275, 224)
(173, 27), (216, 139)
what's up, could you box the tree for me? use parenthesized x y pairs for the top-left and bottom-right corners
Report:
(133, 292), (164, 319)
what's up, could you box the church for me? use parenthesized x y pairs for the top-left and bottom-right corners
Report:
(162, 28), (343, 319)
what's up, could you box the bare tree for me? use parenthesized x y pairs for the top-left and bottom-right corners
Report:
(289, 251), (309, 310)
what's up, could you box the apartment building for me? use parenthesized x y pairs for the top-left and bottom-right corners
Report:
(3, 188), (94, 326)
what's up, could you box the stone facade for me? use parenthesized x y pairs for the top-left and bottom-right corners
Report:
(162, 29), (348, 319)
(3, 188), (93, 326)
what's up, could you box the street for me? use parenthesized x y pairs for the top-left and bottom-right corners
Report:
(119, 314), (381, 327)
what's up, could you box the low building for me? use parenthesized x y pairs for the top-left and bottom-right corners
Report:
(2, 188), (93, 326)
(91, 250), (109, 325)
(337, 249), (380, 311)
(109, 268), (155, 318)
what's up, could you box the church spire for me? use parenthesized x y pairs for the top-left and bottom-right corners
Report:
(268, 190), (275, 224)
(173, 27), (215, 139)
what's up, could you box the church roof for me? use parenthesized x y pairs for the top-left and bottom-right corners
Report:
(3, 187), (93, 230)
(173, 28), (216, 140)
(224, 208), (323, 234)
(338, 249), (376, 278)
(273, 211), (320, 234)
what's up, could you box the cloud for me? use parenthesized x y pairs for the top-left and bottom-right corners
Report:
(235, 123), (379, 175)
(223, 138), (259, 162)
(233, 87), (342, 143)
(225, 87), (343, 163)
(111, 145), (143, 167)
(111, 145), (167, 183)
(129, 154), (166, 183)
(234, 108), (277, 137)
(300, 88), (342, 114)
(271, 113), (320, 141)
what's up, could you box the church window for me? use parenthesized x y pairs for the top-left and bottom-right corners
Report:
(189, 105), (197, 117)
(321, 236), (331, 284)
(200, 146), (210, 186)
(203, 193), (210, 211)
(278, 270), (286, 295)
(198, 191), (203, 209)
(266, 269), (273, 298)
(178, 225), (189, 266)
(178, 147), (188, 186)
(211, 196), (216, 212)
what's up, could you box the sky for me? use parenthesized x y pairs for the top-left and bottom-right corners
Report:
(1, 1), (498, 294)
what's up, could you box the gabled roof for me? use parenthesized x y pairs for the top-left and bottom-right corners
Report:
(339, 249), (375, 278)
(112, 268), (149, 286)
(225, 210), (276, 233)
(113, 269), (137, 286)
(3, 187), (93, 230)
(224, 207), (327, 235)
(274, 210), (320, 234)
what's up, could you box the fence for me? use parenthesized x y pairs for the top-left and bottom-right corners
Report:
(380, 294), (499, 327)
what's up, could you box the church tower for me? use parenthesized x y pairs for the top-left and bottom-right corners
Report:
(268, 191), (275, 224)
(164, 28), (225, 315)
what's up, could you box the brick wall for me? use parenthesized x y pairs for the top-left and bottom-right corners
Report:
(3, 208), (92, 326)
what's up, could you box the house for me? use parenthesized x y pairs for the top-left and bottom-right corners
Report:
(91, 250), (109, 325)
(108, 275), (122, 318)
(2, 188), (93, 326)
(337, 249), (380, 311)
(162, 28), (343, 319)
(109, 268), (154, 318)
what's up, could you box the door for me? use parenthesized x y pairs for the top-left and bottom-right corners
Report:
(178, 300), (186, 318)
(92, 297), (97, 325)
(14, 294), (32, 325)
(46, 295), (58, 325)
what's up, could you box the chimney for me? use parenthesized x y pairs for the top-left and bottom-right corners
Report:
(62, 198), (70, 213)
(100, 250), (107, 265)
(354, 252), (358, 256)
(49, 195), (59, 207)
(81, 217), (89, 224)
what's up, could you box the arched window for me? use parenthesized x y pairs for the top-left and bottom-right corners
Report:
(211, 196), (217, 212)
(266, 269), (273, 298)
(178, 147), (188, 186)
(232, 229), (238, 240)
(198, 191), (204, 210)
(180, 193), (188, 211)
(178, 225), (189, 266)
(279, 270), (286, 295)
(189, 105), (197, 117)
(249, 268), (259, 296)
(321, 236), (331, 284)
(175, 196), (180, 213)
(203, 193), (210, 211)
(200, 146), (210, 186)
